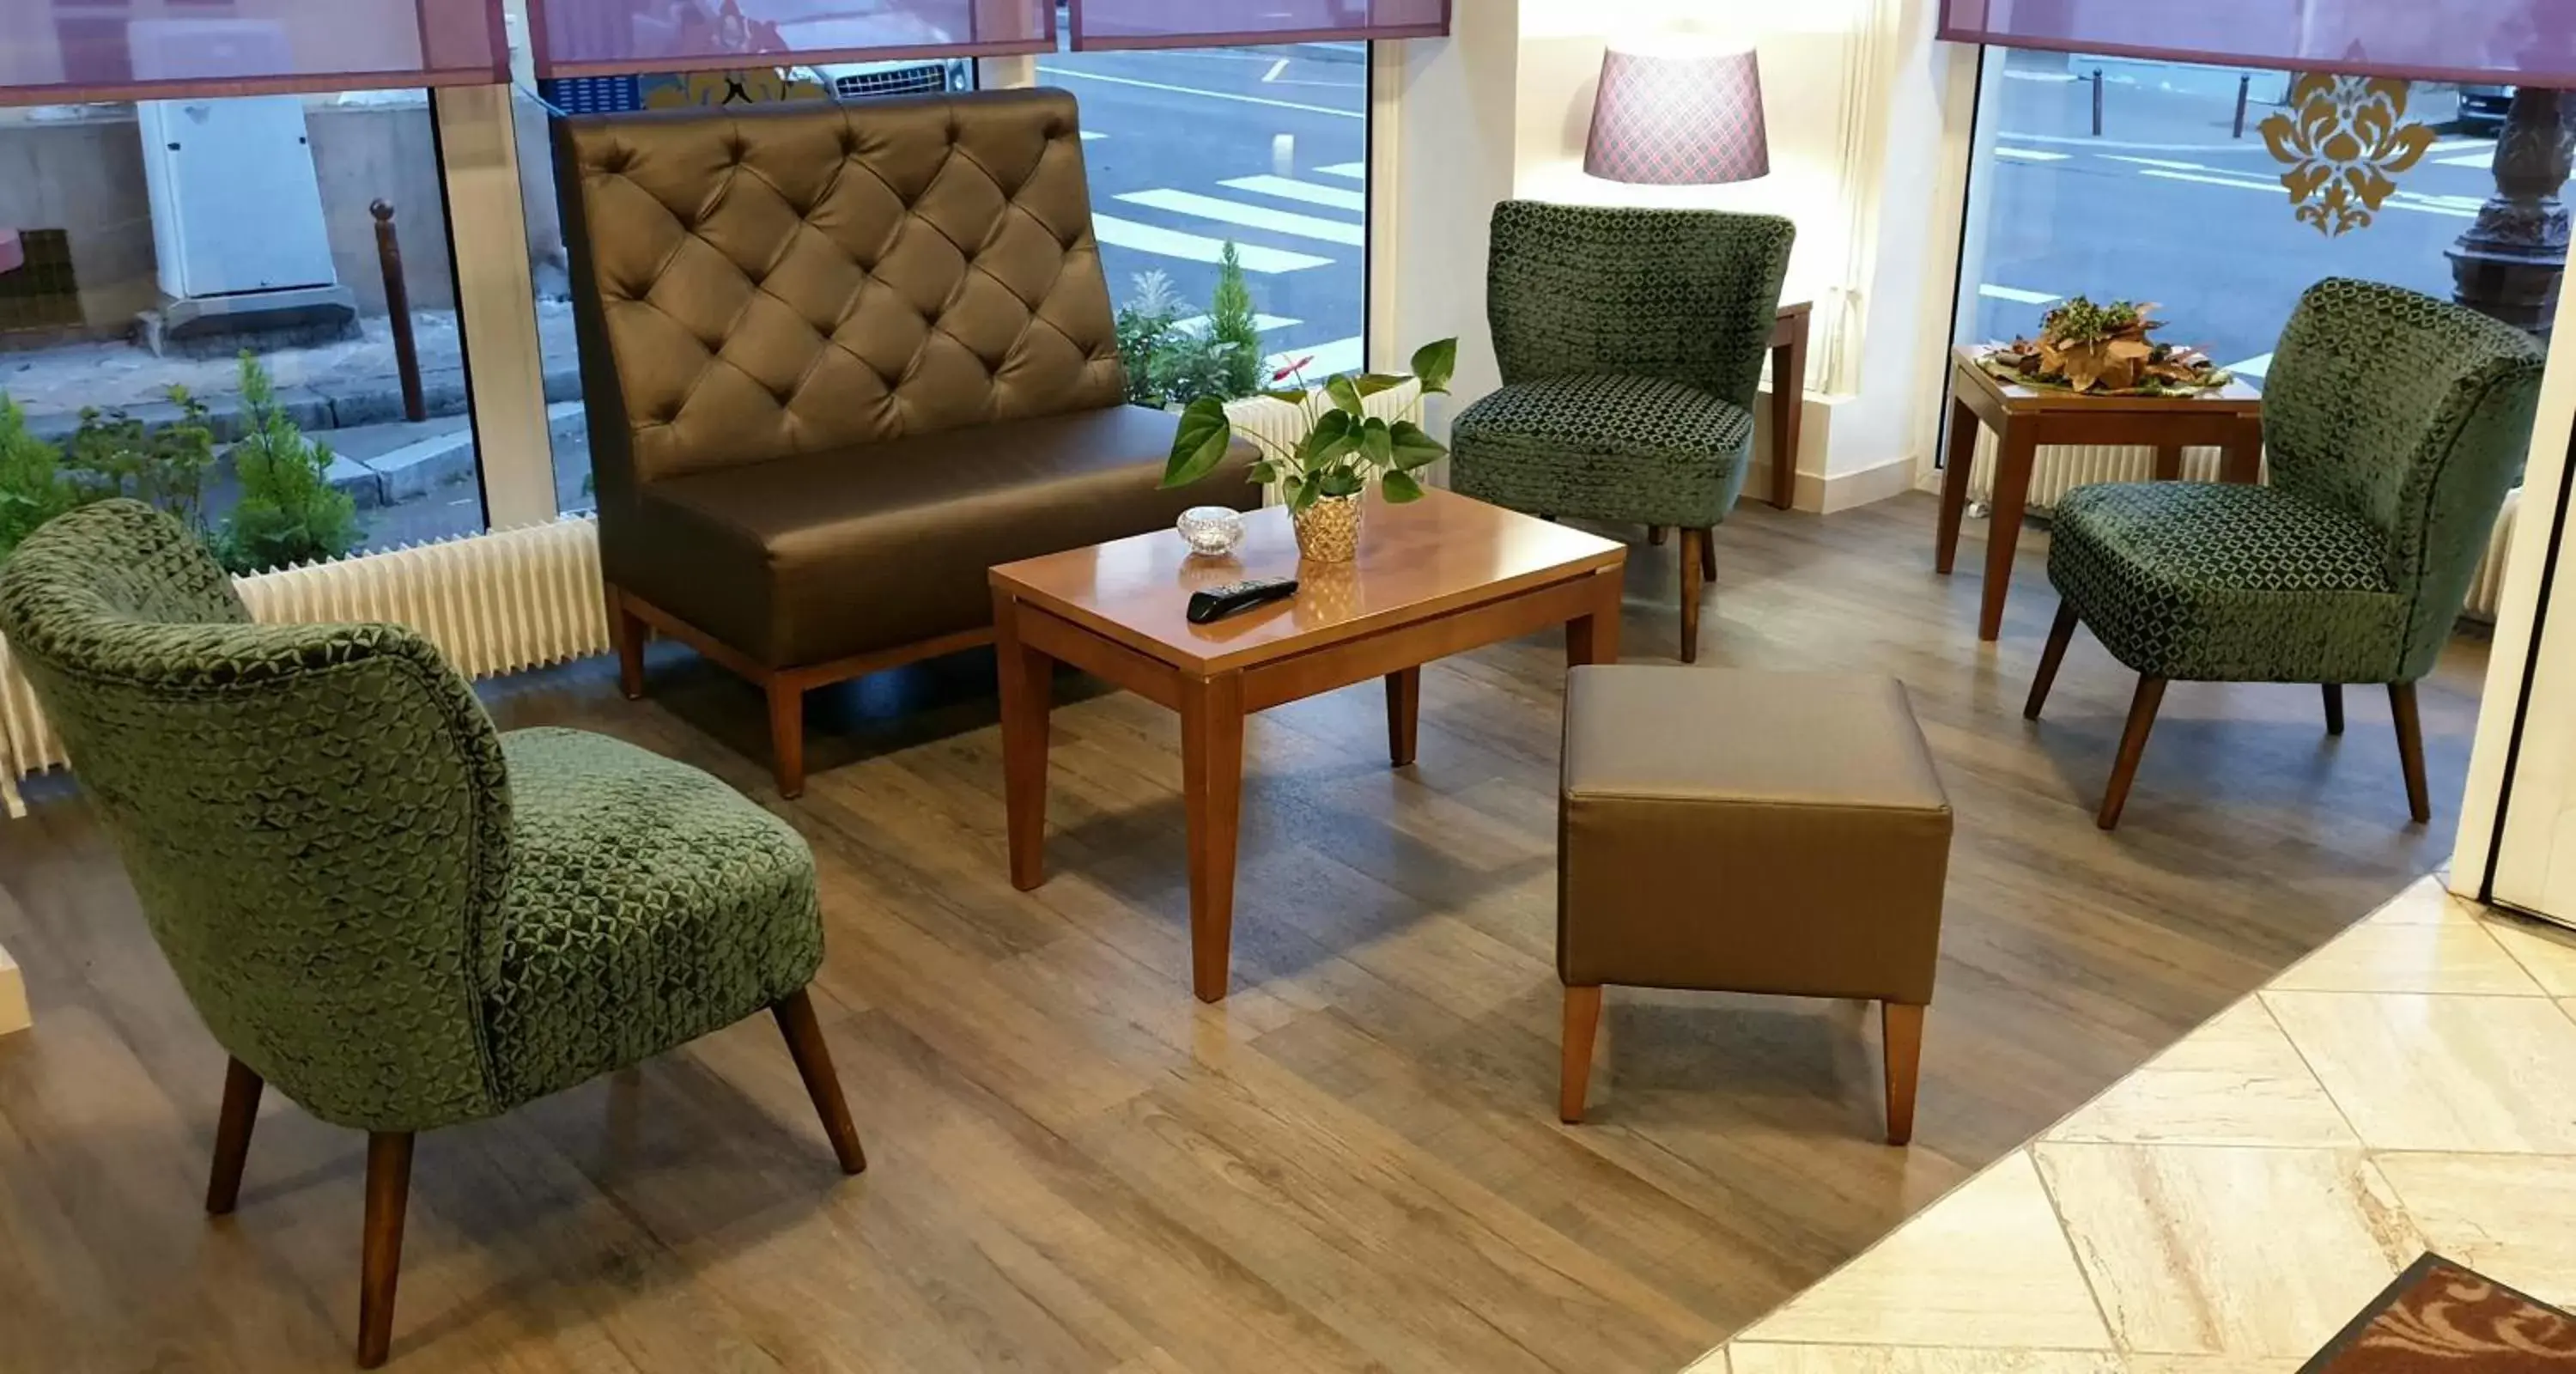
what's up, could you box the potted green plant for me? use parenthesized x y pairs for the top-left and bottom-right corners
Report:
(1159, 339), (1458, 562)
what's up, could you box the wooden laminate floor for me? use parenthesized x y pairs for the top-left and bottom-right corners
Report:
(0, 493), (2488, 1373)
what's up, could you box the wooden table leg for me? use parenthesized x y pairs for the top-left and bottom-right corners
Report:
(1978, 424), (2041, 641)
(2153, 443), (2184, 482)
(1770, 319), (1807, 510)
(1935, 396), (1980, 575)
(1565, 568), (1625, 667)
(2221, 416), (2265, 484)
(1180, 672), (1248, 1003)
(1385, 667), (1419, 767)
(993, 593), (1054, 892)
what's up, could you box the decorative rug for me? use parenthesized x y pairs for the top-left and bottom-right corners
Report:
(2300, 1254), (2576, 1371)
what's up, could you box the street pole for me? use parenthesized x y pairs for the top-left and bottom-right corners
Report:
(371, 199), (428, 424)
(2449, 88), (2576, 340)
(2233, 74), (2251, 139)
(2090, 69), (2104, 137)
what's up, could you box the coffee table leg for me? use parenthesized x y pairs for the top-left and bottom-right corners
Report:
(1180, 672), (1247, 1003)
(993, 592), (1053, 891)
(1566, 569), (1624, 667)
(1385, 668), (1420, 768)
(1978, 424), (2040, 642)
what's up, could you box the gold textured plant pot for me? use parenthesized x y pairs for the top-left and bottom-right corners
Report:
(1291, 493), (1364, 562)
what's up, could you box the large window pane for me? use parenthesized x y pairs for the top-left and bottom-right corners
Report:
(1038, 35), (1370, 395)
(1953, 51), (2537, 391)
(0, 89), (483, 566)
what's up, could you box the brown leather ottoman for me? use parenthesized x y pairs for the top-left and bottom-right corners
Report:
(1558, 666), (1953, 1142)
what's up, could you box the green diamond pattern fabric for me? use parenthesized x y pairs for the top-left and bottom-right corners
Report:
(0, 501), (823, 1134)
(1450, 200), (1793, 531)
(2047, 278), (2545, 685)
(1453, 374), (1757, 529)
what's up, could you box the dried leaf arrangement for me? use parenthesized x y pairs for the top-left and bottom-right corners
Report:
(1981, 297), (2231, 396)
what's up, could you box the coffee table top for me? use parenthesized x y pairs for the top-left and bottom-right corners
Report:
(990, 488), (1625, 674)
(1952, 345), (2263, 415)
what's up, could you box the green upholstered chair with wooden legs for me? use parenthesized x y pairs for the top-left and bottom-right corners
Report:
(2025, 279), (2546, 830)
(1450, 200), (1796, 663)
(0, 501), (867, 1367)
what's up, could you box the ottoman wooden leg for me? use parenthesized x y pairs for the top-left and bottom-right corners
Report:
(1882, 1001), (1924, 1146)
(1559, 985), (1603, 1123)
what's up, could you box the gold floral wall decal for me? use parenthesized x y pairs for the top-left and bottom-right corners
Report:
(2259, 74), (2436, 236)
(642, 67), (827, 109)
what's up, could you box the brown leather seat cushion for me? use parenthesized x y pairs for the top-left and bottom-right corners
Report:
(623, 404), (1258, 667)
(1559, 666), (1953, 1001)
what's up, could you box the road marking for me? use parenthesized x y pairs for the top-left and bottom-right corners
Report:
(1263, 58), (1290, 82)
(1219, 174), (1368, 212)
(2435, 149), (2495, 167)
(2105, 155), (2210, 170)
(2137, 167), (2282, 193)
(2383, 197), (2477, 219)
(1995, 147), (2069, 162)
(1080, 131), (1106, 141)
(1116, 188), (1365, 246)
(1270, 336), (1364, 378)
(1979, 284), (2060, 306)
(1174, 313), (1302, 336)
(2427, 139), (2493, 154)
(2004, 70), (2078, 83)
(1034, 65), (1365, 120)
(1316, 161), (1368, 181)
(1091, 216), (1333, 273)
(2226, 352), (2274, 382)
(1996, 131), (2284, 153)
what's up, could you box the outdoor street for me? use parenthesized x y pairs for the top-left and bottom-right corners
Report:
(1961, 50), (2501, 381)
(1040, 41), (1372, 378)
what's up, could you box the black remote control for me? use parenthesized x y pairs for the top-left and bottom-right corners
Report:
(1188, 576), (1300, 624)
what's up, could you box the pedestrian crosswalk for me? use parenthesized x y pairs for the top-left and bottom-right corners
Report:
(1091, 216), (1333, 274)
(1115, 188), (1367, 246)
(1220, 174), (1368, 213)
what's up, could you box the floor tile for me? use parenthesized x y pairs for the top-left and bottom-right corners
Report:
(2031, 1142), (2421, 1359)
(2360, 878), (2476, 927)
(2261, 992), (2576, 1152)
(2268, 921), (2542, 996)
(1726, 1345), (2123, 1372)
(1734, 1152), (2113, 1351)
(2120, 1359), (2306, 1372)
(2374, 1151), (2576, 1310)
(2487, 915), (2576, 996)
(2044, 1001), (2356, 1148)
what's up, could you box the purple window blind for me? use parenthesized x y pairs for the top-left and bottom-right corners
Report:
(1068, 0), (1449, 52)
(1939, 0), (2576, 86)
(0, 0), (507, 105)
(529, 0), (1054, 80)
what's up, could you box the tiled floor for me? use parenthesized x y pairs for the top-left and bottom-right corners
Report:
(1692, 876), (2576, 1373)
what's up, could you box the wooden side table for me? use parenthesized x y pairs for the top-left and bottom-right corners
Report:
(1767, 301), (1812, 510)
(1935, 347), (2264, 641)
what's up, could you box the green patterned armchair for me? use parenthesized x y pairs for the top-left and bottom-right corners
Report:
(0, 501), (866, 1367)
(2025, 279), (2545, 830)
(1450, 201), (1796, 662)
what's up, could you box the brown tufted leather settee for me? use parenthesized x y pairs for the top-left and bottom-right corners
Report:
(556, 88), (1257, 796)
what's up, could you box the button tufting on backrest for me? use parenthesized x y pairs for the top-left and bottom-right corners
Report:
(562, 90), (1122, 484)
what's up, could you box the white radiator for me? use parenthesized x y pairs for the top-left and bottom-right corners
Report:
(1224, 380), (1426, 496)
(0, 515), (610, 815)
(1965, 429), (2518, 623)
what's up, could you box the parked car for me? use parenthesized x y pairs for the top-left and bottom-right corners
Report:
(2461, 84), (2512, 134)
(779, 11), (975, 104)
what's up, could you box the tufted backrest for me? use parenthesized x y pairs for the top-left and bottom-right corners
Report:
(0, 502), (509, 1132)
(1486, 200), (1795, 410)
(2264, 279), (2546, 677)
(556, 88), (1127, 491)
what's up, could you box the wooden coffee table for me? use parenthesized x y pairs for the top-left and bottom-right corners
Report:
(989, 488), (1628, 1002)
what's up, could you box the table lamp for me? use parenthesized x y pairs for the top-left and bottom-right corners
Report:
(1584, 37), (1771, 185)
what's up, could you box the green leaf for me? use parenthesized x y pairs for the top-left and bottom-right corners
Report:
(1261, 387), (1313, 405)
(1381, 469), (1426, 503)
(1359, 416), (1395, 468)
(1246, 460), (1279, 485)
(1297, 409), (1358, 465)
(1162, 396), (1236, 488)
(1352, 373), (1412, 398)
(1410, 338), (1458, 395)
(1317, 467), (1365, 498)
(1292, 471), (1323, 511)
(1324, 373), (1365, 416)
(1387, 419), (1447, 471)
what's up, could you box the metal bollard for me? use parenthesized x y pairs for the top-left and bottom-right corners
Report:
(2091, 69), (2105, 137)
(370, 199), (427, 425)
(2233, 73), (2251, 138)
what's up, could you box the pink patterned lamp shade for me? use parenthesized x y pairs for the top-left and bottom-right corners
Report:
(1584, 42), (1770, 186)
